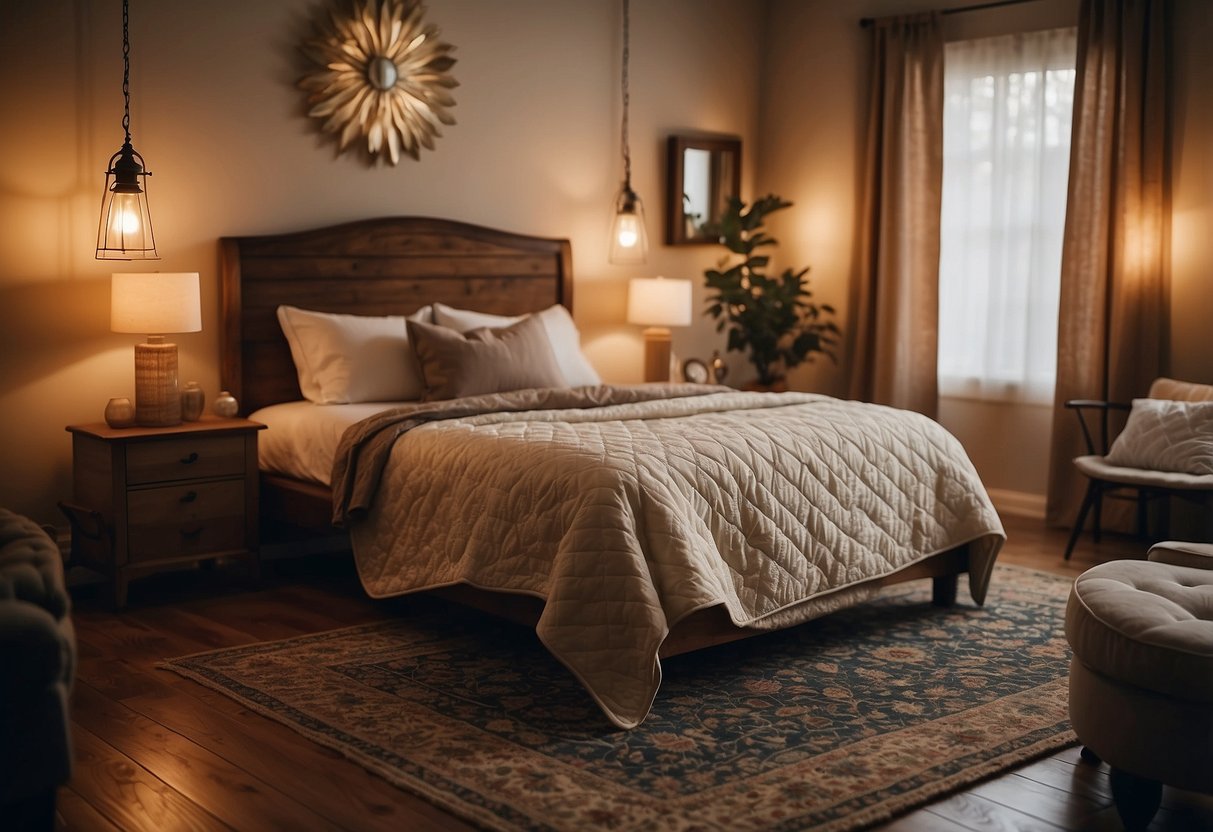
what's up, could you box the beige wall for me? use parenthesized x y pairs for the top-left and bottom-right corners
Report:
(759, 0), (1209, 503)
(0, 0), (765, 524)
(3, 0), (1208, 525)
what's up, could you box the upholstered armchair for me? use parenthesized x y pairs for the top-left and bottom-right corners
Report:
(0, 509), (75, 831)
(1064, 377), (1213, 559)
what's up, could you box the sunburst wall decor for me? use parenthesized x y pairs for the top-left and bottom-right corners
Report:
(299, 0), (458, 165)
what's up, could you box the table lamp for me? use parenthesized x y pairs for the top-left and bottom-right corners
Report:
(111, 272), (202, 426)
(627, 276), (692, 382)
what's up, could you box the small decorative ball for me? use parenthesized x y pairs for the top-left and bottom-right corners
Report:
(104, 397), (135, 429)
(213, 390), (239, 418)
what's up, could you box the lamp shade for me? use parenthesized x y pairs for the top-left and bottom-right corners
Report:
(111, 273), (201, 334)
(627, 277), (692, 328)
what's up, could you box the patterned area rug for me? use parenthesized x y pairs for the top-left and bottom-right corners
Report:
(160, 565), (1076, 831)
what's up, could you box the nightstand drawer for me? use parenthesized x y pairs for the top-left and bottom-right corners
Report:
(126, 435), (246, 485)
(127, 481), (246, 562)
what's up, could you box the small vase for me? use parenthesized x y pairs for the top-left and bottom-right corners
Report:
(213, 390), (239, 418)
(181, 382), (205, 421)
(104, 397), (135, 428)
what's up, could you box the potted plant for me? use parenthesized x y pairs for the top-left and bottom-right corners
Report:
(703, 195), (840, 389)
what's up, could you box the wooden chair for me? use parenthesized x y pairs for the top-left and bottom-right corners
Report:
(1064, 378), (1213, 560)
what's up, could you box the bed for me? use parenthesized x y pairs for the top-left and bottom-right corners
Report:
(220, 216), (1005, 728)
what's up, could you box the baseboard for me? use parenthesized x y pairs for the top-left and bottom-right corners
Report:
(51, 527), (109, 589)
(988, 488), (1047, 520)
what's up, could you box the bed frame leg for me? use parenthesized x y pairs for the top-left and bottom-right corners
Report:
(932, 574), (958, 607)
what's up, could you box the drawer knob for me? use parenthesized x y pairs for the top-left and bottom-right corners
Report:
(180, 526), (204, 540)
(180, 452), (199, 465)
(180, 490), (198, 503)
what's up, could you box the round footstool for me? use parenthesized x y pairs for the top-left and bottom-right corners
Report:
(1065, 542), (1213, 830)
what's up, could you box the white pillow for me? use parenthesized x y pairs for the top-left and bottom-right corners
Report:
(276, 305), (433, 404)
(1104, 398), (1213, 475)
(431, 303), (602, 387)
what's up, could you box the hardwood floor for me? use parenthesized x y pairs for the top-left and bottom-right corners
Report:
(57, 516), (1213, 831)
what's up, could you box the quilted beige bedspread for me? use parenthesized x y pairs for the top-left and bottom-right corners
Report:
(333, 385), (1005, 728)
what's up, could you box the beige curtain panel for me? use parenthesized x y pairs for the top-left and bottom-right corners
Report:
(849, 13), (944, 419)
(1046, 0), (1171, 527)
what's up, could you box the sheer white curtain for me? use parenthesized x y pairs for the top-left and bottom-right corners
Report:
(938, 28), (1076, 405)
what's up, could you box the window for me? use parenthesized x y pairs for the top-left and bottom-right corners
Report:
(938, 28), (1077, 404)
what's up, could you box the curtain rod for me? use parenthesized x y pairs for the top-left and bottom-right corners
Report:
(859, 0), (1038, 28)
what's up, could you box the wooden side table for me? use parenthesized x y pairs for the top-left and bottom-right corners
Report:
(62, 417), (265, 609)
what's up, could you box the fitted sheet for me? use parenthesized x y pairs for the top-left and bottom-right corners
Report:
(250, 401), (401, 486)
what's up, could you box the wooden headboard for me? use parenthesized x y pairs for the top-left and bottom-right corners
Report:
(220, 216), (573, 415)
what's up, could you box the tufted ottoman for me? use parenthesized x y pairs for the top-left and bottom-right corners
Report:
(1065, 541), (1213, 830)
(0, 508), (75, 831)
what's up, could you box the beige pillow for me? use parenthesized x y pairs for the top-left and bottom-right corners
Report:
(277, 305), (433, 404)
(431, 303), (602, 387)
(1104, 398), (1213, 475)
(407, 315), (568, 401)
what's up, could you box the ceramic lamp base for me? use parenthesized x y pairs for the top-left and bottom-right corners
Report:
(642, 327), (673, 383)
(134, 337), (181, 426)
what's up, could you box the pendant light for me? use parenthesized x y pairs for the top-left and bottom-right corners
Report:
(609, 0), (648, 265)
(96, 0), (158, 260)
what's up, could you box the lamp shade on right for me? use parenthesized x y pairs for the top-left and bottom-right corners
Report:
(626, 277), (692, 328)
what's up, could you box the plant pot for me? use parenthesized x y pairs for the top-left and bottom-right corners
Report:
(741, 378), (788, 393)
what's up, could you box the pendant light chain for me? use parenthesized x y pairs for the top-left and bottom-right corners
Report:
(608, 0), (646, 265)
(121, 0), (131, 145)
(620, 0), (631, 188)
(96, 0), (158, 260)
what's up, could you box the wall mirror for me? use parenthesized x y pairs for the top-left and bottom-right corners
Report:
(666, 135), (741, 245)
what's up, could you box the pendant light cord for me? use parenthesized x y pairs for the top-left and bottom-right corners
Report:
(121, 0), (131, 145)
(620, 0), (631, 189)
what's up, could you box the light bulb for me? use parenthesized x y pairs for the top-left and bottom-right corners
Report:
(120, 209), (140, 234)
(110, 192), (142, 237)
(616, 214), (640, 249)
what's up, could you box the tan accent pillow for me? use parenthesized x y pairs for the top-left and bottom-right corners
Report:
(1104, 398), (1213, 475)
(431, 303), (602, 387)
(406, 315), (568, 401)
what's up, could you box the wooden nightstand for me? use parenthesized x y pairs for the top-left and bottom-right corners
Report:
(62, 417), (265, 608)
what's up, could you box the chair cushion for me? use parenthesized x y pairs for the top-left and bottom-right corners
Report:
(1149, 541), (1213, 570)
(1073, 455), (1213, 490)
(1066, 560), (1213, 702)
(1104, 398), (1213, 474)
(0, 508), (75, 803)
(1148, 377), (1213, 402)
(0, 510), (69, 620)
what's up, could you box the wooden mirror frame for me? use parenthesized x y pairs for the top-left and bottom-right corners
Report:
(665, 134), (742, 245)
